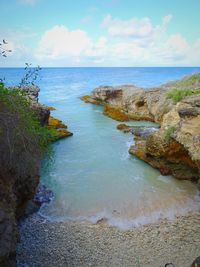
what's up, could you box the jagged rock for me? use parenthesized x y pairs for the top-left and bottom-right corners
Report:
(32, 102), (50, 126)
(19, 85), (40, 102)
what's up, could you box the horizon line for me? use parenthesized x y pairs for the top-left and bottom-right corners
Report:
(0, 66), (200, 69)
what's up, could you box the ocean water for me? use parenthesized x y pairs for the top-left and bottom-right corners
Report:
(1, 67), (200, 230)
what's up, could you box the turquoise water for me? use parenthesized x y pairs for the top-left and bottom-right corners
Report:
(1, 67), (200, 229)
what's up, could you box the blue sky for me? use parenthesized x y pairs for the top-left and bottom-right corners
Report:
(0, 0), (200, 67)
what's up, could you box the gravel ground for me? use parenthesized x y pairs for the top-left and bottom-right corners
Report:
(16, 213), (200, 267)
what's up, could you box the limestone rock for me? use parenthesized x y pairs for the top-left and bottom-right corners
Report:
(84, 72), (200, 181)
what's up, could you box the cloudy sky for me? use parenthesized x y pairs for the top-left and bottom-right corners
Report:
(0, 0), (200, 67)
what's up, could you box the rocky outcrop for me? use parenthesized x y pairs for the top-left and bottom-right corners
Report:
(19, 86), (50, 126)
(0, 86), (72, 266)
(117, 124), (159, 136)
(82, 73), (200, 123)
(82, 73), (200, 183)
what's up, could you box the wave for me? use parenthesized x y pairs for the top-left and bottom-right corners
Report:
(38, 201), (200, 231)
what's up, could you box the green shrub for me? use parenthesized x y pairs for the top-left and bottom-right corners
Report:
(0, 84), (50, 178)
(164, 126), (176, 143)
(167, 88), (200, 103)
(175, 73), (200, 87)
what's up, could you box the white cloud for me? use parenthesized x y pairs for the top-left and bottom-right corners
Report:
(33, 22), (200, 66)
(1, 15), (200, 67)
(165, 34), (190, 54)
(102, 14), (153, 38)
(37, 25), (92, 59)
(102, 14), (172, 39)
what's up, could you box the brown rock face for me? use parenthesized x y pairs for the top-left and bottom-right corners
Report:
(0, 86), (72, 266)
(129, 135), (199, 180)
(0, 171), (40, 266)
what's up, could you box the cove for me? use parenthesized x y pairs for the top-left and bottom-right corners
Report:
(2, 67), (200, 230)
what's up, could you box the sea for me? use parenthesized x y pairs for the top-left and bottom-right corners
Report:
(1, 67), (200, 230)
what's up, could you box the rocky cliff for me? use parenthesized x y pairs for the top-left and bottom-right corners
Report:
(81, 73), (200, 184)
(0, 86), (72, 266)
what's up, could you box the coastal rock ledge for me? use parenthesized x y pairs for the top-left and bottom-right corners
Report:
(81, 73), (200, 184)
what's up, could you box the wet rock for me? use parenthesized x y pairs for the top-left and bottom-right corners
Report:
(130, 126), (159, 137)
(117, 124), (159, 137)
(34, 185), (54, 205)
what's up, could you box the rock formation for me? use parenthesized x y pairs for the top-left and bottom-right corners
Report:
(0, 86), (72, 266)
(81, 73), (200, 184)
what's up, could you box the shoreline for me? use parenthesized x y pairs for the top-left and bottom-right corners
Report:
(17, 211), (200, 267)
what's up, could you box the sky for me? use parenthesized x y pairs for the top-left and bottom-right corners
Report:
(0, 0), (200, 67)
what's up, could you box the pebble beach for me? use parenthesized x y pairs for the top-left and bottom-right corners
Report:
(17, 212), (200, 267)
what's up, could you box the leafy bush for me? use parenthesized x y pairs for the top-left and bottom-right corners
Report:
(0, 84), (50, 179)
(167, 88), (200, 103)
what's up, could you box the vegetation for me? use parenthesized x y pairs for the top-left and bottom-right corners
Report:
(164, 126), (176, 143)
(0, 84), (51, 178)
(19, 63), (42, 87)
(175, 73), (200, 87)
(167, 88), (200, 103)
(103, 105), (130, 121)
(80, 95), (91, 102)
(47, 116), (67, 129)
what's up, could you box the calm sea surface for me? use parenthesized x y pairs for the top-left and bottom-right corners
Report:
(1, 67), (200, 229)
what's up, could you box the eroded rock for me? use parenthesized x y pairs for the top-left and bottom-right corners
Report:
(83, 72), (200, 182)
